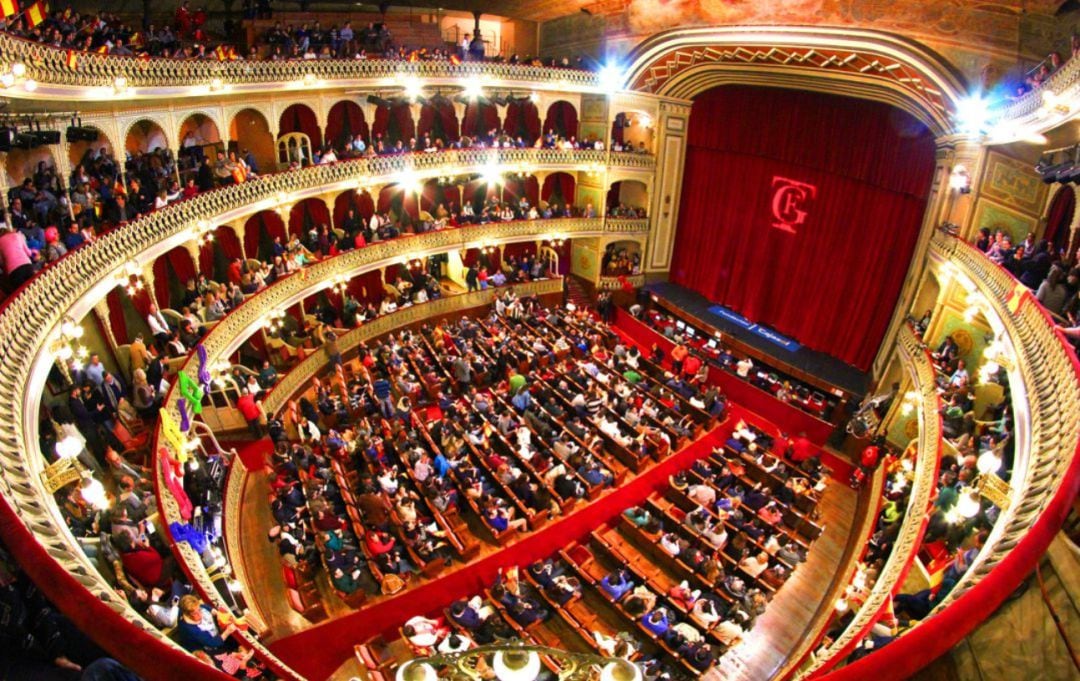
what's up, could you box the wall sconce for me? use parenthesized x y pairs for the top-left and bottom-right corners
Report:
(948, 165), (971, 194)
(117, 260), (145, 297)
(52, 315), (88, 371)
(329, 275), (349, 296)
(263, 309), (286, 336)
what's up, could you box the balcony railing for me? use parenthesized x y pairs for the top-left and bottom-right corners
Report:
(0, 30), (601, 92)
(797, 324), (942, 677)
(999, 54), (1080, 122)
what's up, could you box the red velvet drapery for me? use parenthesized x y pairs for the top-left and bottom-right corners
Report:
(200, 226), (243, 283)
(153, 247), (197, 310)
(278, 104), (322, 148)
(325, 101), (369, 151)
(542, 173), (576, 206)
(417, 101), (459, 143)
(1045, 186), (1075, 256)
(377, 185), (419, 220)
(333, 190), (375, 229)
(501, 176), (539, 207)
(372, 103), (416, 146)
(543, 101), (578, 140)
(288, 198), (332, 239)
(245, 211), (286, 263)
(462, 101), (500, 139)
(503, 99), (541, 143)
(670, 86), (936, 371)
(419, 181), (462, 215)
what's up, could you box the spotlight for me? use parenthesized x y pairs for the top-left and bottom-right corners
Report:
(66, 118), (99, 142)
(461, 78), (484, 100)
(400, 75), (423, 101)
(367, 94), (391, 108)
(598, 63), (624, 93)
(954, 93), (993, 135)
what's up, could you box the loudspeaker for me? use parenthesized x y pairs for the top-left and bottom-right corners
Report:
(66, 126), (99, 142)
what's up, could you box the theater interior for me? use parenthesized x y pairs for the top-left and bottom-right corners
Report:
(0, 1), (1078, 680)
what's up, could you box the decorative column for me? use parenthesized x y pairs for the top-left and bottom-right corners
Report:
(644, 99), (691, 277)
(409, 103), (423, 143)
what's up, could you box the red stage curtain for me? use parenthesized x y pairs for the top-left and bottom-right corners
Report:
(420, 183), (461, 214)
(542, 173), (575, 206)
(1045, 186), (1075, 255)
(325, 101), (369, 151)
(418, 101), (459, 143)
(333, 190), (375, 230)
(377, 186), (419, 221)
(503, 99), (541, 143)
(462, 101), (499, 139)
(288, 198), (332, 239)
(670, 86), (936, 371)
(543, 101), (578, 140)
(153, 247), (197, 310)
(278, 104), (322, 148)
(502, 242), (537, 265)
(464, 180), (499, 213)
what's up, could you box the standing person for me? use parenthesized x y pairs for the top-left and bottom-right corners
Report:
(465, 264), (479, 292)
(236, 388), (264, 439)
(0, 226), (34, 290)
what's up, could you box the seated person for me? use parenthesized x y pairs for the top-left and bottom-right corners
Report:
(177, 595), (238, 654)
(403, 615), (450, 649)
(601, 568), (634, 600)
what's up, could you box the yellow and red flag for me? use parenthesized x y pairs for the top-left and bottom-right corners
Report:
(25, 1), (46, 27)
(0, 0), (18, 19)
(64, 48), (78, 69)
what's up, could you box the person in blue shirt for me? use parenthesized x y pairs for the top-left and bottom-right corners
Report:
(177, 595), (236, 653)
(372, 377), (393, 418)
(641, 608), (670, 636)
(433, 451), (451, 477)
(601, 569), (634, 600)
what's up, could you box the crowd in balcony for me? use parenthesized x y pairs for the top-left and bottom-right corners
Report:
(1007, 32), (1080, 98)
(0, 2), (596, 70)
(974, 228), (1080, 327)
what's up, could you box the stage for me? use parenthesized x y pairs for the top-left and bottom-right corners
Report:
(646, 282), (870, 397)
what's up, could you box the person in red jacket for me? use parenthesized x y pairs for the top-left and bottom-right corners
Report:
(683, 352), (702, 379)
(670, 342), (688, 374)
(236, 388), (263, 439)
(786, 432), (814, 463)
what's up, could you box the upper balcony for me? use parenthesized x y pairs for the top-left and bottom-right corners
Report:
(0, 31), (608, 103)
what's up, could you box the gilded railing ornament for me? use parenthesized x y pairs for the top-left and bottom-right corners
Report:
(796, 324), (942, 677)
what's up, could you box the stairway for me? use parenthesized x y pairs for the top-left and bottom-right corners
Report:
(565, 275), (593, 310)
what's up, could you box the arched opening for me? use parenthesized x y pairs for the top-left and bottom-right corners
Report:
(611, 111), (655, 153)
(543, 101), (578, 141)
(417, 98), (458, 146)
(420, 179), (462, 218)
(371, 101), (416, 149)
(333, 189), (376, 234)
(325, 100), (370, 154)
(124, 119), (169, 155)
(199, 225), (244, 282)
(541, 172), (576, 208)
(462, 177), (500, 215)
(376, 184), (419, 230)
(152, 246), (198, 311)
(229, 108), (275, 176)
(244, 211), (287, 264)
(606, 179), (649, 217)
(461, 100), (499, 140)
(671, 85), (937, 371)
(279, 103), (322, 149)
(177, 113), (223, 188)
(602, 239), (644, 276)
(1044, 185), (1075, 257)
(500, 175), (539, 210)
(5, 147), (59, 218)
(67, 126), (112, 178)
(287, 198), (333, 253)
(502, 98), (541, 144)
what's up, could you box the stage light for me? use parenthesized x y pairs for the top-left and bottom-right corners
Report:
(461, 78), (484, 100)
(977, 450), (1002, 476)
(11, 62), (25, 78)
(0, 72), (13, 88)
(22, 78), (36, 92)
(954, 93), (992, 135)
(401, 75), (423, 101)
(957, 489), (981, 518)
(113, 76), (128, 94)
(480, 161), (503, 187)
(948, 165), (970, 192)
(598, 63), (624, 93)
(395, 168), (422, 194)
(529, 91), (539, 104)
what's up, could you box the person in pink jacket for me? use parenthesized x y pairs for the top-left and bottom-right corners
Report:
(0, 226), (34, 289)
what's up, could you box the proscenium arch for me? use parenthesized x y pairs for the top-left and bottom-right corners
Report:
(620, 26), (969, 137)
